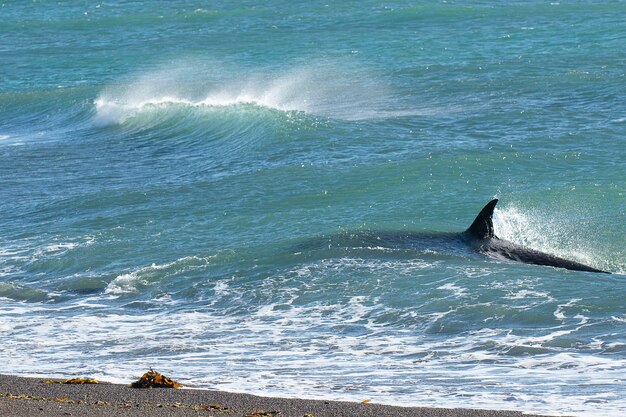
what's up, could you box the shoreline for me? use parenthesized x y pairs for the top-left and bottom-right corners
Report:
(0, 374), (562, 417)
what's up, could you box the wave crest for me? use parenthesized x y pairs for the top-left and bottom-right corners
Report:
(93, 61), (400, 126)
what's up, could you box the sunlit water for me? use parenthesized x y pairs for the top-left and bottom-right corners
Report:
(1, 2), (625, 416)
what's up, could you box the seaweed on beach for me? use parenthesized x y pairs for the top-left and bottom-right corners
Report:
(130, 368), (181, 389)
(42, 378), (99, 385)
(63, 377), (99, 384)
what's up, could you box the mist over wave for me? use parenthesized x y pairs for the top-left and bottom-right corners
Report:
(2, 1), (625, 416)
(93, 60), (405, 126)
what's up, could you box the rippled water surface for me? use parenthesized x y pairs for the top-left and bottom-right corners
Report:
(1, 1), (625, 416)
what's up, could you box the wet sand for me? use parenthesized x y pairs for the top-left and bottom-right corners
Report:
(0, 374), (563, 417)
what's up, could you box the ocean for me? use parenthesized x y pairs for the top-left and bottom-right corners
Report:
(1, 1), (625, 415)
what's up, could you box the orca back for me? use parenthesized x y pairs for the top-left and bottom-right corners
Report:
(467, 199), (498, 239)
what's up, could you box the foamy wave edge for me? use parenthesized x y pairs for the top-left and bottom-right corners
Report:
(93, 94), (295, 126)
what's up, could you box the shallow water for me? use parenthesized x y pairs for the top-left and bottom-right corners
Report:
(1, 1), (625, 416)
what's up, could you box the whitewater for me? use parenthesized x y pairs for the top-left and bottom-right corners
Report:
(1, 1), (625, 416)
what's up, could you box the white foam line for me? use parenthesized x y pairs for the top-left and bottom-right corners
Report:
(1, 256), (625, 416)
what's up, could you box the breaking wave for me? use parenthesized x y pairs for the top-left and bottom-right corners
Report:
(93, 60), (415, 126)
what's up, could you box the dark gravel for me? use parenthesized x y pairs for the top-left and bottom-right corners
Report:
(0, 374), (561, 417)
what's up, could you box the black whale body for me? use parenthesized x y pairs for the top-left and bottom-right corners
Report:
(463, 199), (608, 273)
(304, 199), (609, 274)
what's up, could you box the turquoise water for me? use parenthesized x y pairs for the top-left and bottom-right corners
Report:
(1, 1), (625, 415)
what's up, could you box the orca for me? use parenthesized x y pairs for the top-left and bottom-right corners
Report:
(464, 199), (609, 273)
(299, 199), (609, 274)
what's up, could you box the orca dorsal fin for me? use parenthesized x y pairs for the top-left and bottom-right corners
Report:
(467, 199), (498, 239)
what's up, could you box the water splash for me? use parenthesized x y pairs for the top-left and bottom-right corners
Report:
(93, 60), (403, 125)
(104, 255), (213, 296)
(492, 203), (608, 271)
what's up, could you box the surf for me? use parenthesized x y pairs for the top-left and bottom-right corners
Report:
(92, 60), (416, 127)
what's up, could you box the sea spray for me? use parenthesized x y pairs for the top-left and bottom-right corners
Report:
(93, 60), (400, 125)
(1, 2), (625, 416)
(493, 202), (607, 271)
